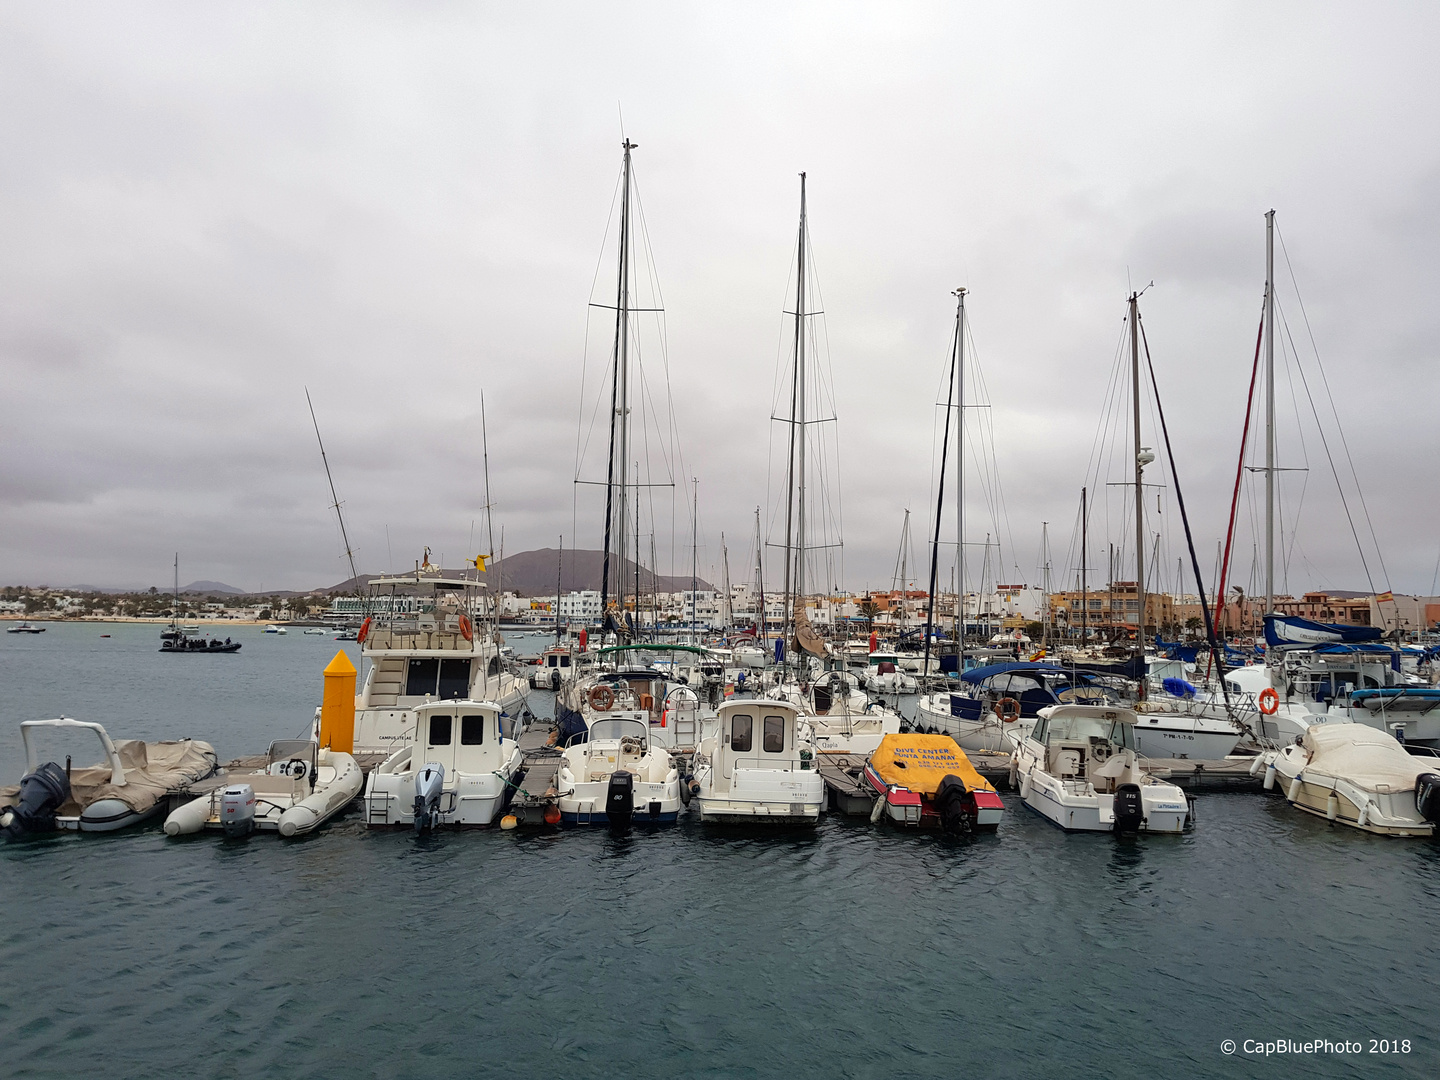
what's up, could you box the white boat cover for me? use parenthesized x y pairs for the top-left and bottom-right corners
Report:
(1, 739), (217, 816)
(1301, 724), (1430, 793)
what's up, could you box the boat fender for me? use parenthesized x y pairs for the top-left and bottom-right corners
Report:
(1415, 773), (1440, 823)
(1112, 783), (1144, 836)
(1263, 763), (1277, 791)
(221, 784), (257, 838)
(1356, 802), (1370, 828)
(1249, 755), (1266, 777)
(1, 761), (70, 838)
(1259, 688), (1279, 715)
(500, 814), (518, 830)
(356, 616), (371, 645)
(869, 789), (887, 823)
(1326, 793), (1339, 821)
(934, 774), (973, 836)
(679, 775), (693, 806)
(1287, 776), (1303, 803)
(605, 770), (635, 828)
(1019, 770), (1032, 800)
(458, 614), (474, 642)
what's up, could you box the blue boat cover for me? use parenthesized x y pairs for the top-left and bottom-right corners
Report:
(960, 662), (1068, 685)
(1265, 614), (1383, 648)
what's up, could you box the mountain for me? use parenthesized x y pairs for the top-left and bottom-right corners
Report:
(180, 580), (248, 595)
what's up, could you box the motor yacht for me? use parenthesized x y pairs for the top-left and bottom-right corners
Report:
(364, 699), (523, 830)
(1010, 705), (1192, 834)
(691, 699), (823, 824)
(1257, 722), (1440, 837)
(555, 717), (680, 825)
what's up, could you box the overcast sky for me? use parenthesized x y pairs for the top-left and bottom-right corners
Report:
(3, 2), (1437, 597)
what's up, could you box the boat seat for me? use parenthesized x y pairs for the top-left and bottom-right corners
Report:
(246, 774), (305, 797)
(1052, 748), (1083, 778)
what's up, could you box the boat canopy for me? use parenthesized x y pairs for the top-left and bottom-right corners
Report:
(961, 662), (1068, 685)
(868, 733), (994, 796)
(1265, 614), (1383, 649)
(1310, 642), (1395, 655)
(598, 644), (712, 657)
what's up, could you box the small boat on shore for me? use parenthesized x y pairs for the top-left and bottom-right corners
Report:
(1, 719), (217, 837)
(164, 739), (361, 838)
(862, 733), (1005, 833)
(1259, 723), (1440, 837)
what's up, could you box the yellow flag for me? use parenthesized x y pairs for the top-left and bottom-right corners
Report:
(471, 554), (487, 572)
(1377, 590), (1394, 603)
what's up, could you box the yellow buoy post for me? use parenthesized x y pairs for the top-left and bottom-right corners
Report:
(320, 650), (357, 753)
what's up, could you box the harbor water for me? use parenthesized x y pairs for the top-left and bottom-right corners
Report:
(3, 623), (1437, 1079)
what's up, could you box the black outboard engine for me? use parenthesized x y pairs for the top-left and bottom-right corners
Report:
(1113, 783), (1144, 836)
(1, 761), (71, 838)
(934, 773), (973, 835)
(1415, 773), (1440, 824)
(413, 762), (445, 835)
(605, 770), (634, 828)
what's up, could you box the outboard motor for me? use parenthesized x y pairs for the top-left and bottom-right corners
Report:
(1, 761), (70, 838)
(1113, 783), (1145, 836)
(413, 762), (446, 834)
(605, 770), (634, 828)
(220, 784), (256, 838)
(934, 773), (973, 835)
(1415, 773), (1440, 824)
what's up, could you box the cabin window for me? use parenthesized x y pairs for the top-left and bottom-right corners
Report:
(560, 656), (571, 667)
(461, 714), (485, 745)
(763, 715), (785, 753)
(429, 715), (452, 746)
(438, 658), (471, 699)
(1031, 718), (1049, 744)
(406, 657), (440, 696)
(730, 714), (753, 752)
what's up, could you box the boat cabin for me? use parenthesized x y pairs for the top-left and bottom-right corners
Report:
(1025, 705), (1141, 793)
(541, 648), (573, 674)
(706, 700), (810, 794)
(411, 700), (508, 775)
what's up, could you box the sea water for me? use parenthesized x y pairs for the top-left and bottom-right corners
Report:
(2, 622), (1437, 1079)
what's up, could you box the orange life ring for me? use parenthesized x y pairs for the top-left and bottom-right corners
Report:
(458, 614), (474, 642)
(588, 684), (615, 711)
(995, 696), (1021, 723)
(356, 616), (371, 644)
(1259, 687), (1279, 715)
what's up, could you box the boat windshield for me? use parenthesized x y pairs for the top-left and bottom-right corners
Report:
(1041, 713), (1133, 748)
(588, 719), (648, 745)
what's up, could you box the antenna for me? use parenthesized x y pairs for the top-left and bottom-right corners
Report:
(305, 388), (360, 592)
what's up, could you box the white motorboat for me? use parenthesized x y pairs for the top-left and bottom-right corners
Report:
(6, 622), (46, 633)
(557, 644), (710, 751)
(303, 627), (328, 635)
(556, 717), (680, 825)
(1257, 722), (1440, 837)
(765, 669), (901, 756)
(691, 699), (823, 824)
(164, 739), (362, 838)
(530, 644), (575, 689)
(1010, 705), (1192, 834)
(364, 699), (522, 830)
(1, 719), (218, 837)
(335, 567), (529, 756)
(862, 651), (918, 694)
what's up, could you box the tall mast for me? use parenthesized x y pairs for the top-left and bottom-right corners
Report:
(1129, 291), (1147, 659)
(754, 507), (765, 646)
(781, 172), (808, 663)
(897, 509), (910, 630)
(721, 533), (732, 630)
(923, 288), (963, 682)
(173, 553), (179, 632)
(1264, 208), (1276, 616)
(1041, 521), (1051, 648)
(691, 478), (699, 645)
(956, 288), (966, 672)
(600, 139), (636, 625)
(555, 535), (563, 642)
(1081, 486), (1088, 642)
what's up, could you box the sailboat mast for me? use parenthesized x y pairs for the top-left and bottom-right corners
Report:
(923, 288), (963, 681)
(600, 139), (636, 625)
(956, 288), (966, 672)
(721, 533), (731, 630)
(781, 173), (808, 662)
(1081, 486), (1089, 642)
(556, 535), (563, 642)
(755, 507), (766, 648)
(1264, 208), (1276, 616)
(691, 478), (699, 644)
(1041, 521), (1051, 649)
(1129, 291), (1147, 658)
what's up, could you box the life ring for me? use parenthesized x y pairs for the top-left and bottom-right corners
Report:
(458, 614), (474, 642)
(994, 697), (1021, 723)
(356, 616), (371, 644)
(1259, 687), (1279, 715)
(588, 685), (615, 711)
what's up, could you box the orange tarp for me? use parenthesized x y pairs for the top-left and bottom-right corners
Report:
(868, 733), (994, 795)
